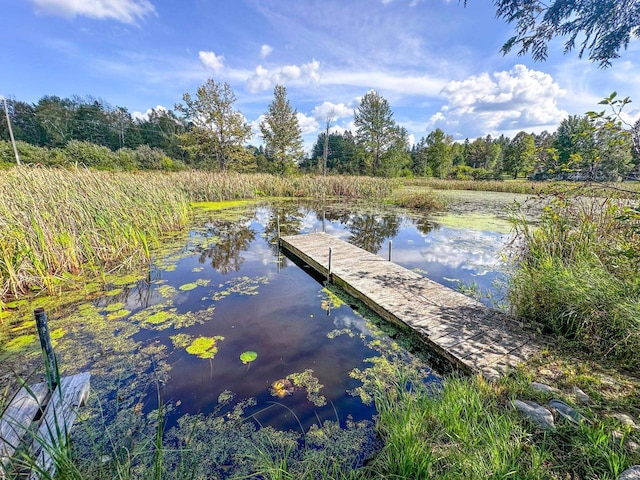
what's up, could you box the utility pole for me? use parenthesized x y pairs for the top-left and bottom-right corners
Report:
(322, 111), (335, 177)
(1, 96), (21, 165)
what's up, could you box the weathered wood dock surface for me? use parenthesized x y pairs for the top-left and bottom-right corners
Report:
(0, 372), (90, 480)
(280, 232), (540, 377)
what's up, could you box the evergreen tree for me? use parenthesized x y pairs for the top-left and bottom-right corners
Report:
(259, 85), (303, 176)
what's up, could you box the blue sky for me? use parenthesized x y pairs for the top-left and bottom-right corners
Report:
(3, 0), (640, 150)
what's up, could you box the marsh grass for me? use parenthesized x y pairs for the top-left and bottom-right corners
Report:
(388, 190), (445, 211)
(404, 177), (550, 194)
(0, 168), (399, 302)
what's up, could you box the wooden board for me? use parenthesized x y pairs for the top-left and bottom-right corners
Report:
(1, 382), (49, 477)
(28, 372), (91, 480)
(280, 232), (542, 377)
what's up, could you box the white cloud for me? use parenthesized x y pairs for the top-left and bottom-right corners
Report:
(260, 44), (273, 58)
(430, 65), (568, 138)
(321, 70), (444, 96)
(30, 0), (156, 23)
(132, 104), (167, 121)
(245, 59), (320, 93)
(296, 112), (319, 135)
(311, 101), (352, 121)
(199, 51), (225, 73)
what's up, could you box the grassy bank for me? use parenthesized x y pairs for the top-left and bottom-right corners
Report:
(0, 168), (401, 302)
(508, 193), (640, 369)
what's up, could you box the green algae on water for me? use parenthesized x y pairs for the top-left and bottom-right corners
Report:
(4, 334), (36, 353)
(107, 309), (131, 320)
(209, 276), (269, 302)
(179, 279), (211, 291)
(287, 369), (326, 407)
(185, 336), (225, 359)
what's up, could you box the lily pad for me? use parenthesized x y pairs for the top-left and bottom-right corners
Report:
(240, 351), (258, 364)
(270, 379), (295, 398)
(186, 336), (224, 359)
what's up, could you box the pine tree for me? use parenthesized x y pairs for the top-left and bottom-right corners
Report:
(259, 85), (303, 176)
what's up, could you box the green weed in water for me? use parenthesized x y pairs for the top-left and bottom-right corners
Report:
(185, 336), (225, 359)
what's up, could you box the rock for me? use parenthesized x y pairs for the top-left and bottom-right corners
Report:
(572, 386), (591, 404)
(549, 399), (590, 424)
(628, 441), (639, 452)
(618, 465), (640, 480)
(530, 382), (557, 394)
(514, 399), (555, 430)
(611, 413), (639, 430)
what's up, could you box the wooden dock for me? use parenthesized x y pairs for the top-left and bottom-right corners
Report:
(0, 372), (90, 480)
(280, 232), (540, 377)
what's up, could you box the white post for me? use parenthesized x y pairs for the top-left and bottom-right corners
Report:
(328, 247), (332, 281)
(1, 97), (20, 166)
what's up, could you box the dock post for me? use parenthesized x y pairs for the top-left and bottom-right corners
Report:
(327, 247), (332, 281)
(388, 240), (392, 261)
(276, 215), (281, 243)
(34, 307), (59, 392)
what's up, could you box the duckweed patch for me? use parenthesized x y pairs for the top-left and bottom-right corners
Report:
(433, 212), (513, 233)
(179, 279), (211, 291)
(209, 276), (269, 302)
(287, 369), (326, 407)
(106, 309), (131, 320)
(103, 302), (126, 312)
(110, 273), (145, 287)
(130, 302), (212, 330)
(3, 334), (36, 353)
(320, 287), (347, 311)
(191, 200), (254, 211)
(157, 285), (178, 299)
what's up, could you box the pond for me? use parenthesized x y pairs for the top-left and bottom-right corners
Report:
(1, 191), (533, 476)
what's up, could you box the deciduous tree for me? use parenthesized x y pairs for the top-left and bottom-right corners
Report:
(175, 79), (252, 171)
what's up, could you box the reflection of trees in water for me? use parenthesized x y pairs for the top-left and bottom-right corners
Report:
(413, 216), (438, 236)
(263, 204), (306, 269)
(199, 219), (256, 274)
(324, 210), (401, 253)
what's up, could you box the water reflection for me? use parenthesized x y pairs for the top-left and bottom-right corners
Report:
(198, 218), (256, 274)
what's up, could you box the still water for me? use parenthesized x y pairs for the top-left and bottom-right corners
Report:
(3, 193), (528, 474)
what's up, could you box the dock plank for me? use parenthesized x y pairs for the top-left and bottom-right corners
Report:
(28, 372), (90, 480)
(0, 382), (49, 477)
(280, 232), (541, 376)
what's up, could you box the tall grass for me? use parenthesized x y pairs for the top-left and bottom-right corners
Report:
(0, 168), (190, 299)
(404, 177), (550, 194)
(509, 193), (640, 367)
(0, 168), (400, 302)
(172, 171), (401, 201)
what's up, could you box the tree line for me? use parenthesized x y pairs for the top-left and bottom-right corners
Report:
(1, 81), (638, 181)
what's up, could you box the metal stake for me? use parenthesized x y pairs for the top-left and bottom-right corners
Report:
(388, 240), (392, 261)
(34, 308), (59, 392)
